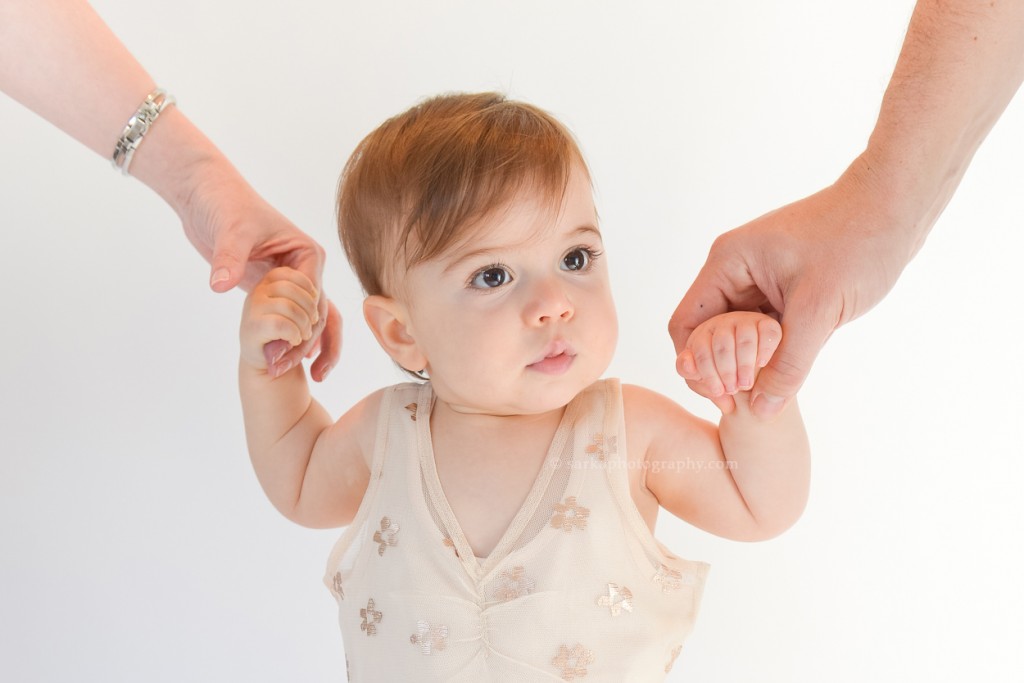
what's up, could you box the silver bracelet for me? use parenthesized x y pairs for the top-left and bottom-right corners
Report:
(111, 88), (176, 175)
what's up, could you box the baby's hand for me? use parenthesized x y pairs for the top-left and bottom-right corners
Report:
(240, 267), (320, 376)
(676, 311), (781, 413)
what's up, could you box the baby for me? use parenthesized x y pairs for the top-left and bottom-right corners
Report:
(238, 93), (810, 682)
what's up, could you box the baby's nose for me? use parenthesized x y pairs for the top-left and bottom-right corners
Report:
(524, 279), (574, 325)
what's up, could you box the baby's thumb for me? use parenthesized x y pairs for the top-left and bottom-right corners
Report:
(209, 232), (255, 293)
(750, 296), (835, 420)
(263, 339), (291, 373)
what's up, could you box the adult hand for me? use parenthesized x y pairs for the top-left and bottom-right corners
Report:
(669, 158), (917, 419)
(2, 2), (344, 381)
(179, 170), (342, 382)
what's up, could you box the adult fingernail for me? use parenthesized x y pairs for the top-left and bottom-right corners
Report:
(275, 360), (293, 377)
(752, 392), (785, 419)
(210, 268), (230, 286)
(321, 364), (332, 380)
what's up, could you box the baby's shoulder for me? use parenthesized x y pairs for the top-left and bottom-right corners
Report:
(341, 382), (428, 468)
(328, 386), (391, 470)
(619, 383), (664, 458)
(619, 383), (706, 455)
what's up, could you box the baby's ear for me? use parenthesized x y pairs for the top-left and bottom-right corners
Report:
(363, 295), (427, 374)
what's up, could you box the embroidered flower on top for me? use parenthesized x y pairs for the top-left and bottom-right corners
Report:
(665, 644), (683, 673)
(405, 403), (418, 421)
(409, 620), (449, 655)
(373, 516), (400, 555)
(491, 565), (536, 602)
(596, 582), (633, 616)
(360, 598), (382, 636)
(331, 571), (345, 600)
(651, 564), (684, 593)
(584, 433), (617, 462)
(552, 642), (595, 680)
(551, 496), (590, 532)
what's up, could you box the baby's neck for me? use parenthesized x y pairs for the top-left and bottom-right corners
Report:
(430, 397), (567, 444)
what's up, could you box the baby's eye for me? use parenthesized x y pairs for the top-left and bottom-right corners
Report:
(469, 266), (512, 289)
(560, 247), (599, 272)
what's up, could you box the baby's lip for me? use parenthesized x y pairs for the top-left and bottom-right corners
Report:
(529, 340), (576, 366)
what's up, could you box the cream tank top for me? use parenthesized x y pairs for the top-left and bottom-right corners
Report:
(323, 379), (709, 681)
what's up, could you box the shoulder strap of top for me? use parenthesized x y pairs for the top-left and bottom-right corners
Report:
(598, 379), (672, 563)
(370, 381), (424, 479)
(321, 382), (423, 588)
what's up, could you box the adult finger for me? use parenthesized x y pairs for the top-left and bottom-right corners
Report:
(309, 299), (342, 382)
(209, 228), (258, 293)
(750, 285), (838, 419)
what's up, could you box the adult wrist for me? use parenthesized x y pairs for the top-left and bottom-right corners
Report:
(126, 104), (240, 221)
(110, 88), (176, 175)
(827, 150), (925, 264)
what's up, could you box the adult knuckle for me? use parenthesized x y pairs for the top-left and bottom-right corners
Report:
(770, 350), (806, 380)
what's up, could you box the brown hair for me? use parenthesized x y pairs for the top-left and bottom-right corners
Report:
(336, 92), (589, 296)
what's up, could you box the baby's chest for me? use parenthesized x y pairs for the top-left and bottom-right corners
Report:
(435, 442), (658, 559)
(437, 449), (545, 558)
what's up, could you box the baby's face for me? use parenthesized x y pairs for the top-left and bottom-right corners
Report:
(397, 164), (618, 416)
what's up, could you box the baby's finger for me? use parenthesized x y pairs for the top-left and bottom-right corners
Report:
(691, 339), (726, 397)
(264, 282), (318, 339)
(263, 339), (290, 369)
(258, 297), (315, 345)
(266, 266), (319, 300)
(711, 327), (738, 395)
(756, 317), (783, 368)
(258, 314), (306, 353)
(712, 393), (737, 414)
(272, 295), (330, 376)
(684, 378), (736, 414)
(734, 321), (759, 391)
(675, 349), (701, 380)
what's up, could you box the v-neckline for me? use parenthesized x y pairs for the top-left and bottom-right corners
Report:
(415, 383), (579, 577)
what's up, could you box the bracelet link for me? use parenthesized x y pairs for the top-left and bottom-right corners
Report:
(111, 88), (176, 176)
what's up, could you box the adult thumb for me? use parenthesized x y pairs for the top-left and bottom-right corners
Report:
(750, 292), (836, 419)
(209, 231), (256, 293)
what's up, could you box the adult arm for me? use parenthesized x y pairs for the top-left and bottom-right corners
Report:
(0, 0), (340, 379)
(668, 0), (1024, 417)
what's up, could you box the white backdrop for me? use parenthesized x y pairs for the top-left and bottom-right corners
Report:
(2, 1), (1022, 681)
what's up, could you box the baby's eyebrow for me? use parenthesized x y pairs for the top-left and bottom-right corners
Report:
(571, 225), (603, 241)
(442, 224), (602, 275)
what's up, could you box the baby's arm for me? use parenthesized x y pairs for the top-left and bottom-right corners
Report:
(239, 267), (374, 528)
(628, 312), (810, 541)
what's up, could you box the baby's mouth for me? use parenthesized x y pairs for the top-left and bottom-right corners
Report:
(528, 341), (577, 374)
